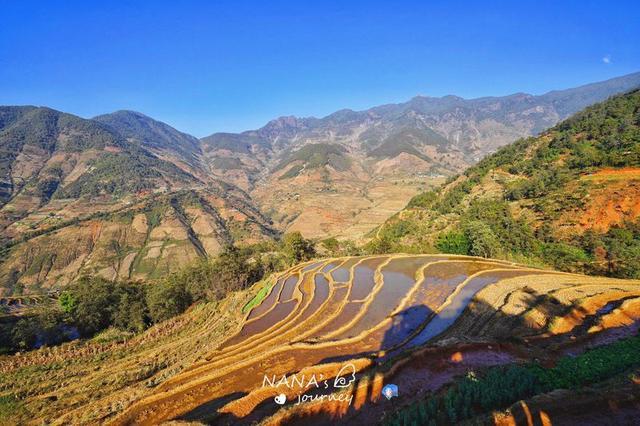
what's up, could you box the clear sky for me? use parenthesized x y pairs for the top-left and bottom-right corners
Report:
(1, 1), (639, 137)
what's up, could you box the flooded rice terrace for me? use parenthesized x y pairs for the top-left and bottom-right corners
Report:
(114, 255), (550, 425)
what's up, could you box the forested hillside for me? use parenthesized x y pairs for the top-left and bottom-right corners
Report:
(372, 90), (640, 278)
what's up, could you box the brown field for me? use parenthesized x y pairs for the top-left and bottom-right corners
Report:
(1, 255), (638, 425)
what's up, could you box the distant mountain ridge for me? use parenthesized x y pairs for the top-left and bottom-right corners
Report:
(202, 71), (640, 166)
(372, 89), (640, 278)
(199, 71), (640, 237)
(1, 72), (639, 294)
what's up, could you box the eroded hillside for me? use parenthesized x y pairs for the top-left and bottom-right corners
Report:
(0, 186), (276, 294)
(201, 73), (640, 238)
(372, 89), (640, 278)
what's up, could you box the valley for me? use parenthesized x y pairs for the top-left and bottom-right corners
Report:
(0, 76), (639, 426)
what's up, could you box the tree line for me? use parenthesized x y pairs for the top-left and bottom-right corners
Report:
(2, 232), (316, 353)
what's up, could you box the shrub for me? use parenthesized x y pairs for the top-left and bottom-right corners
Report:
(463, 199), (536, 254)
(58, 291), (78, 314)
(113, 283), (150, 332)
(463, 221), (501, 258)
(541, 243), (590, 272)
(67, 276), (117, 336)
(281, 232), (316, 264)
(435, 230), (470, 255)
(407, 191), (437, 209)
(146, 279), (191, 323)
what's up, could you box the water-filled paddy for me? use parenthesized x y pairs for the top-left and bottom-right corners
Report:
(279, 275), (300, 301)
(341, 256), (441, 338)
(349, 256), (386, 301)
(247, 278), (284, 320)
(329, 257), (361, 282)
(408, 269), (537, 346)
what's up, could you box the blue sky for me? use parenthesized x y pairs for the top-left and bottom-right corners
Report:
(1, 1), (639, 137)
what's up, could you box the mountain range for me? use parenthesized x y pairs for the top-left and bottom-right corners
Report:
(1, 71), (640, 291)
(372, 88), (640, 278)
(202, 71), (640, 237)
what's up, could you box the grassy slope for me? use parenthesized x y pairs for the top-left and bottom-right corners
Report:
(0, 281), (260, 425)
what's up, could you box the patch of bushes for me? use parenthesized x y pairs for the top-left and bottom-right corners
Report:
(435, 231), (470, 255)
(378, 220), (415, 242)
(407, 191), (438, 209)
(384, 335), (640, 425)
(433, 199), (536, 260)
(3, 232), (319, 354)
(541, 242), (591, 272)
(320, 238), (361, 257)
(281, 232), (317, 264)
(0, 394), (23, 421)
(461, 221), (502, 258)
(4, 305), (75, 352)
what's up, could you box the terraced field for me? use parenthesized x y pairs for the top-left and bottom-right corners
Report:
(104, 254), (640, 425)
(1, 254), (638, 425)
(0, 295), (51, 316)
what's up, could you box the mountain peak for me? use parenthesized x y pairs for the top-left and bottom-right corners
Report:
(93, 109), (201, 160)
(264, 115), (304, 129)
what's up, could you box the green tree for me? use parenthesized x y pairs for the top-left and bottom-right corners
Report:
(281, 232), (316, 264)
(10, 318), (38, 350)
(364, 236), (394, 255)
(542, 243), (590, 272)
(58, 291), (78, 315)
(463, 221), (501, 258)
(113, 283), (149, 332)
(67, 276), (117, 336)
(146, 279), (191, 323)
(435, 230), (470, 255)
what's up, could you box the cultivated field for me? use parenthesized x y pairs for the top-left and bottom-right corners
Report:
(1, 255), (638, 425)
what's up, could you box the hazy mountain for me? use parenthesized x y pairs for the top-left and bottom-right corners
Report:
(204, 72), (640, 166)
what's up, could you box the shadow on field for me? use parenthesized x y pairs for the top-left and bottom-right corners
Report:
(318, 305), (434, 364)
(174, 288), (640, 426)
(178, 391), (246, 424)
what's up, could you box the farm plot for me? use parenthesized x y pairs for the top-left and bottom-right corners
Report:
(111, 255), (640, 426)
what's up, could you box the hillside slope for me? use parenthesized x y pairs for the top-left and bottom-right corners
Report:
(0, 108), (277, 294)
(202, 72), (640, 238)
(2, 255), (638, 425)
(372, 89), (640, 278)
(0, 107), (200, 237)
(94, 110), (206, 178)
(0, 186), (276, 294)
